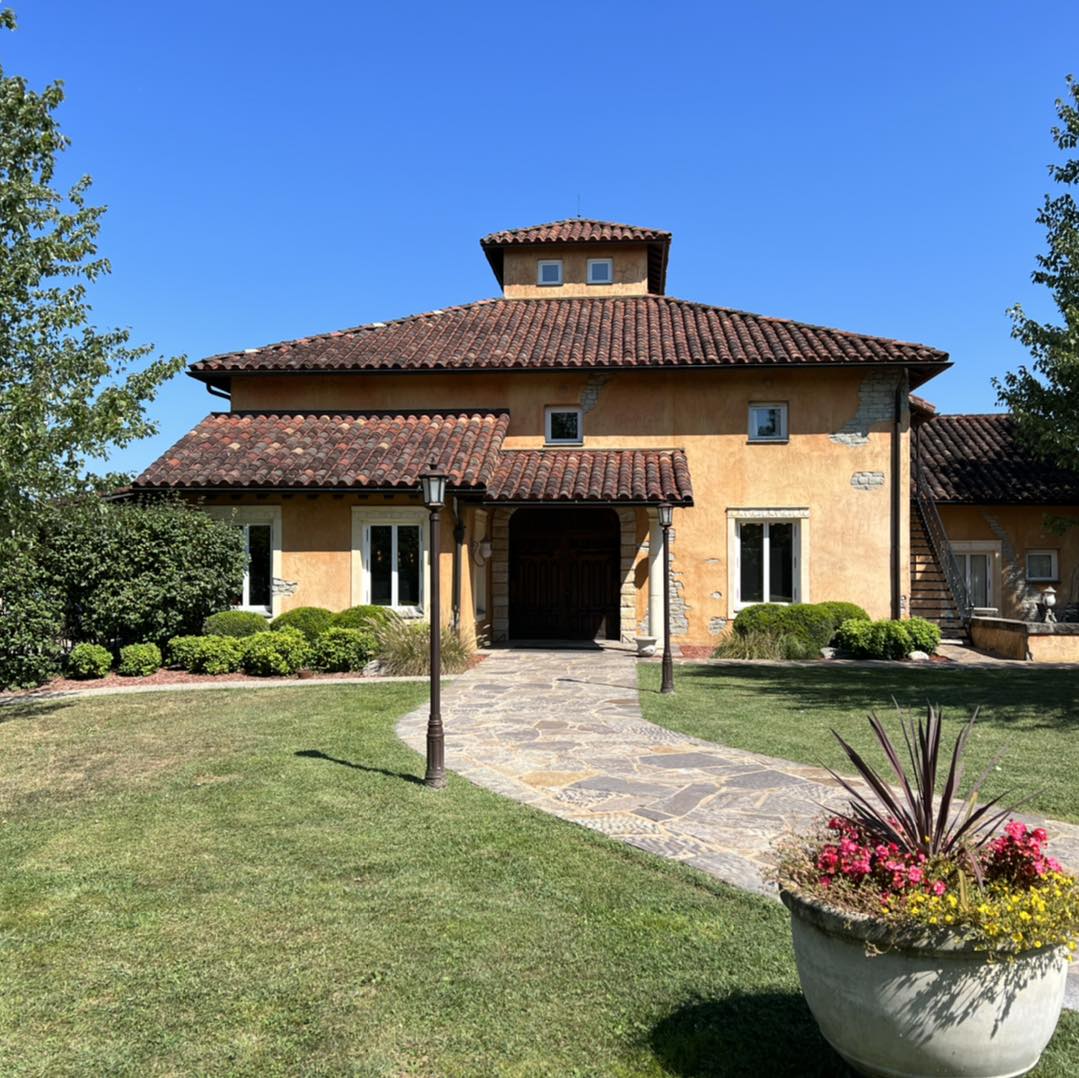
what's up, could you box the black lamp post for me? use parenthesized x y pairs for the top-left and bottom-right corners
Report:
(658, 502), (675, 695)
(420, 460), (448, 789)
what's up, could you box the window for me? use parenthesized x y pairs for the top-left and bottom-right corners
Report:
(368, 523), (423, 609)
(587, 258), (613, 285)
(748, 403), (788, 442)
(1026, 549), (1059, 582)
(545, 406), (583, 444)
(736, 519), (800, 606)
(237, 523), (273, 611)
(537, 259), (563, 286)
(949, 542), (999, 609)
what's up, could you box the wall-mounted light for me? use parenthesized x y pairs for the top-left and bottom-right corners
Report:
(1043, 585), (1058, 624)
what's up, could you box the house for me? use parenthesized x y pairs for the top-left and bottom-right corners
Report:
(131, 218), (954, 647)
(911, 402), (1079, 627)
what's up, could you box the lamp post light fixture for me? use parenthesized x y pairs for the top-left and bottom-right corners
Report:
(1043, 585), (1058, 624)
(658, 502), (675, 695)
(420, 460), (449, 789)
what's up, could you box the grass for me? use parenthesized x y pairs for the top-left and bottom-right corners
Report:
(2, 684), (1077, 1075)
(639, 662), (1079, 823)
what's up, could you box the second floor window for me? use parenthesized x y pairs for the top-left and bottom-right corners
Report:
(748, 403), (788, 442)
(587, 258), (613, 284)
(545, 406), (583, 444)
(537, 259), (563, 286)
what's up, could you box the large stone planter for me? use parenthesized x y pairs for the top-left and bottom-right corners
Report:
(781, 889), (1068, 1078)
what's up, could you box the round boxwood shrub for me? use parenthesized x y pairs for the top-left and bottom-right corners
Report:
(310, 627), (378, 672)
(242, 628), (310, 676)
(905, 616), (942, 655)
(118, 642), (162, 677)
(330, 605), (398, 634)
(166, 635), (202, 670)
(67, 643), (113, 680)
(813, 601), (870, 636)
(187, 636), (245, 675)
(836, 619), (914, 660)
(732, 604), (787, 637)
(733, 603), (833, 651)
(270, 606), (333, 642)
(203, 610), (269, 638)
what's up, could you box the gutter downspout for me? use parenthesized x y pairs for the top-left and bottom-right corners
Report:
(451, 497), (465, 631)
(892, 374), (907, 620)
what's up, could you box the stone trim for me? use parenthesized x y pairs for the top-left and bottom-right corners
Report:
(726, 507), (810, 520)
(489, 507), (515, 643)
(617, 508), (639, 643)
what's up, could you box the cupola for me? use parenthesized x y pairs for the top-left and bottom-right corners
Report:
(480, 219), (671, 299)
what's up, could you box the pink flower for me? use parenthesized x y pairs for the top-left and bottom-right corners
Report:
(1005, 820), (1028, 841)
(931, 880), (947, 896)
(907, 867), (924, 884)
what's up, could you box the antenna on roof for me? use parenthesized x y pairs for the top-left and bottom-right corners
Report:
(576, 193), (582, 218)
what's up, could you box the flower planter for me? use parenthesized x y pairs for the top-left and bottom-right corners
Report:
(781, 889), (1068, 1078)
(635, 636), (657, 657)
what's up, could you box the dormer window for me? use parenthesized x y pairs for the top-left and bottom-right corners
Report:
(545, 406), (583, 445)
(587, 258), (613, 285)
(537, 259), (563, 286)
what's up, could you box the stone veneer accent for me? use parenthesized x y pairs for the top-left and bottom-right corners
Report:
(271, 577), (298, 596)
(830, 370), (900, 446)
(666, 526), (690, 636)
(617, 508), (638, 643)
(850, 470), (885, 490)
(579, 372), (611, 415)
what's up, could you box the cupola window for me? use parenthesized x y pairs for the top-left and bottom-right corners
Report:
(587, 258), (613, 285)
(537, 259), (563, 286)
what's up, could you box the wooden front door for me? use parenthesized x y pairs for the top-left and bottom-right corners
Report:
(509, 508), (620, 640)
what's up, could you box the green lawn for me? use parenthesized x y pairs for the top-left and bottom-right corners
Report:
(1, 684), (1076, 1076)
(639, 662), (1079, 823)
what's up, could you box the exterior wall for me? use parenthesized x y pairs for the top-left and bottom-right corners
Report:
(970, 616), (1079, 662)
(937, 504), (1079, 619)
(500, 244), (650, 298)
(226, 364), (909, 645)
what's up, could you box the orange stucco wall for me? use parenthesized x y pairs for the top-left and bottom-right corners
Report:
(938, 504), (1079, 619)
(223, 364), (909, 644)
(500, 244), (650, 298)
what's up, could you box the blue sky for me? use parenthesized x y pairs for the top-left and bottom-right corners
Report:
(8, 1), (1079, 475)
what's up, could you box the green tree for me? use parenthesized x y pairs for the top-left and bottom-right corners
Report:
(0, 8), (183, 533)
(995, 76), (1079, 472)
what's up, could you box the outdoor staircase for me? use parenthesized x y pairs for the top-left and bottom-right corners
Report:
(910, 502), (968, 641)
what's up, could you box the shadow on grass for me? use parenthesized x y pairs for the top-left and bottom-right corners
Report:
(677, 663), (1079, 734)
(649, 992), (850, 1077)
(294, 749), (423, 785)
(0, 696), (74, 724)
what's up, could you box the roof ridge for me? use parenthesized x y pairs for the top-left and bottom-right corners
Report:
(480, 218), (672, 244)
(214, 408), (511, 418)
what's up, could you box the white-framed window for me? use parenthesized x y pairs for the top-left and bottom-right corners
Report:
(537, 259), (563, 286)
(545, 405), (583, 444)
(206, 506), (283, 617)
(351, 508), (429, 616)
(1026, 549), (1059, 583)
(949, 541), (1000, 609)
(587, 258), (613, 285)
(727, 508), (810, 611)
(748, 403), (788, 443)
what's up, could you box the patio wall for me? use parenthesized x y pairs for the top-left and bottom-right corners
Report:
(970, 615), (1079, 662)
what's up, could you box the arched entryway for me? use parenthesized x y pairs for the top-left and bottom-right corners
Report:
(509, 507), (621, 640)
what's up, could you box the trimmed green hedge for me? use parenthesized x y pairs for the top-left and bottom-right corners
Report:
(331, 605), (398, 633)
(270, 607), (333, 642)
(187, 636), (245, 675)
(67, 643), (112, 680)
(311, 627), (378, 672)
(203, 610), (269, 637)
(836, 619), (911, 660)
(242, 628), (310, 676)
(732, 601), (871, 652)
(905, 616), (943, 655)
(118, 642), (162, 677)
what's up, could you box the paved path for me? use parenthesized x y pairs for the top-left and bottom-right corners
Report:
(397, 645), (1079, 1006)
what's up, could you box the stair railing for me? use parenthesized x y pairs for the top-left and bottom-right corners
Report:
(912, 430), (973, 625)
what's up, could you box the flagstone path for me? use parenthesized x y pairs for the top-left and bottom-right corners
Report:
(396, 645), (1079, 1006)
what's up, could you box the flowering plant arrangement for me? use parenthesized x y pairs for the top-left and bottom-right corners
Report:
(776, 705), (1079, 954)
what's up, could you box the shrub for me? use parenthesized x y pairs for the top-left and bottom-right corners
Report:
(310, 627), (378, 672)
(813, 601), (870, 639)
(43, 496), (247, 650)
(242, 628), (310, 676)
(331, 604), (399, 634)
(377, 620), (474, 676)
(203, 610), (268, 637)
(836, 618), (914, 660)
(270, 606), (333, 642)
(0, 538), (65, 689)
(732, 604), (786, 638)
(712, 629), (818, 661)
(166, 635), (203, 669)
(67, 643), (113, 679)
(187, 635), (245, 675)
(905, 616), (942, 655)
(732, 603), (833, 651)
(118, 642), (162, 677)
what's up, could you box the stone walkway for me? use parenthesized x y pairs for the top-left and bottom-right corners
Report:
(397, 645), (1079, 1006)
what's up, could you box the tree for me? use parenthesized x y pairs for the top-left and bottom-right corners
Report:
(995, 76), (1079, 472)
(0, 8), (184, 534)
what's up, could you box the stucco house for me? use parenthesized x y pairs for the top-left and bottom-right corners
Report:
(133, 218), (966, 647)
(911, 401), (1079, 629)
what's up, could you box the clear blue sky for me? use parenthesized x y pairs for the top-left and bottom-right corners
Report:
(8, 1), (1078, 475)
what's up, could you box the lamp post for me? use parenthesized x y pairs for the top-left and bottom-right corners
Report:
(658, 502), (674, 695)
(1043, 585), (1058, 624)
(420, 460), (449, 789)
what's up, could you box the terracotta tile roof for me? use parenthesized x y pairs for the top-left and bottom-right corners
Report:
(488, 449), (692, 505)
(190, 296), (948, 386)
(132, 411), (693, 504)
(479, 219), (671, 247)
(918, 414), (1079, 504)
(133, 411), (511, 491)
(909, 393), (937, 416)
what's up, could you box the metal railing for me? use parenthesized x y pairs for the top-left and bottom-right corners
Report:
(912, 432), (973, 624)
